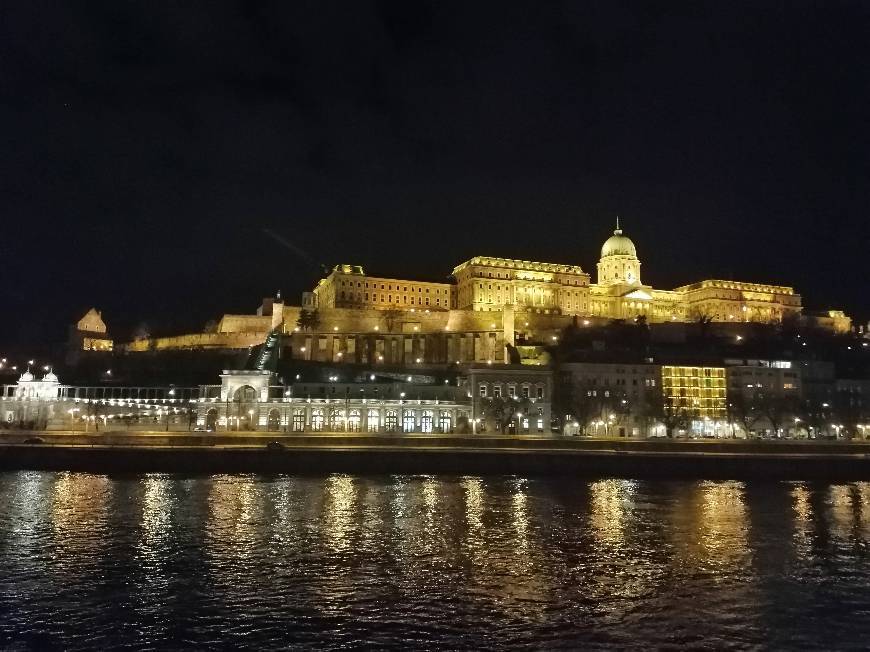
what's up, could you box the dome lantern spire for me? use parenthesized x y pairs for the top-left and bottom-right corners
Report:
(615, 215), (621, 234)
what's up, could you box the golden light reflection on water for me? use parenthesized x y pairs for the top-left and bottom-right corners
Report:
(323, 474), (356, 554)
(268, 479), (298, 549)
(791, 483), (813, 553)
(7, 472), (49, 544)
(827, 483), (870, 542)
(205, 475), (259, 564)
(589, 478), (634, 547)
(696, 481), (749, 570)
(512, 479), (529, 558)
(140, 475), (171, 549)
(461, 476), (485, 569)
(51, 472), (109, 553)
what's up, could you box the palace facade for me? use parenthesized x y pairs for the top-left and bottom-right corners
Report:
(313, 221), (806, 324)
(118, 223), (851, 364)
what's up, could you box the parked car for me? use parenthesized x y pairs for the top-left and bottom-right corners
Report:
(265, 441), (286, 451)
(22, 436), (44, 444)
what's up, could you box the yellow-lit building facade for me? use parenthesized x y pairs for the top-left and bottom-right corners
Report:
(312, 222), (828, 328)
(314, 264), (457, 311)
(661, 365), (727, 435)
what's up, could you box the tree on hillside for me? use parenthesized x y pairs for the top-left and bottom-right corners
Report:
(381, 308), (403, 333)
(296, 308), (321, 331)
(132, 322), (151, 341)
(690, 310), (714, 340)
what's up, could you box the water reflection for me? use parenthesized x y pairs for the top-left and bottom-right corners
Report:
(323, 474), (357, 554)
(589, 478), (635, 547)
(697, 480), (749, 569)
(1, 474), (869, 649)
(461, 476), (485, 570)
(51, 472), (110, 552)
(791, 483), (813, 554)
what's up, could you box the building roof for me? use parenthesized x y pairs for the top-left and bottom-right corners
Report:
(600, 219), (637, 258)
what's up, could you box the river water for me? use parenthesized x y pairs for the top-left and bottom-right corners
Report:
(0, 472), (868, 650)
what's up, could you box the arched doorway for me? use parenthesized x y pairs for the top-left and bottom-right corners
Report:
(234, 385), (257, 431)
(267, 408), (281, 431)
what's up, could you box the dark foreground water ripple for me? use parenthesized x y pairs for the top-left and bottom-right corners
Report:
(0, 472), (868, 650)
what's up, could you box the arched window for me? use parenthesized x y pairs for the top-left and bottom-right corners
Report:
(367, 409), (379, 432)
(348, 409), (361, 432)
(420, 410), (433, 433)
(329, 408), (344, 431)
(402, 411), (416, 432)
(267, 408), (281, 431)
(292, 409), (305, 432)
(384, 410), (398, 432)
(438, 411), (451, 433)
(310, 409), (324, 431)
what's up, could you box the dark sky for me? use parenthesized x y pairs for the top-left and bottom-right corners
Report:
(2, 1), (868, 346)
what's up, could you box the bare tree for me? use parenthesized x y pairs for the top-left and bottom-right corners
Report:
(727, 393), (761, 439)
(757, 393), (798, 439)
(132, 322), (151, 341)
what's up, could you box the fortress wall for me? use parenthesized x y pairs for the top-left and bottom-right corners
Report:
(122, 332), (267, 352)
(217, 314), (271, 333)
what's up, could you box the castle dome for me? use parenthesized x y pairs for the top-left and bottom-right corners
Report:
(19, 370), (34, 383)
(600, 219), (637, 258)
(43, 371), (58, 383)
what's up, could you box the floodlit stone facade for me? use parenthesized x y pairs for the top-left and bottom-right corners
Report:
(308, 221), (833, 326)
(120, 222), (851, 355)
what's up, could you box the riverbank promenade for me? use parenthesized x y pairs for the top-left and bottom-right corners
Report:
(2, 430), (869, 479)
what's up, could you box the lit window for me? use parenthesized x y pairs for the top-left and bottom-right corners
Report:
(479, 384), (487, 397)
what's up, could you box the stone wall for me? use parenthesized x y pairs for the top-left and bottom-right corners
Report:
(217, 314), (272, 333)
(122, 332), (267, 352)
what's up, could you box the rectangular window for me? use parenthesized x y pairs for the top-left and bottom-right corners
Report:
(493, 385), (501, 398)
(479, 384), (487, 397)
(537, 387), (544, 399)
(508, 386), (516, 398)
(522, 386), (530, 399)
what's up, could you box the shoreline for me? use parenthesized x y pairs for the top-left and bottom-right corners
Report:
(1, 431), (869, 479)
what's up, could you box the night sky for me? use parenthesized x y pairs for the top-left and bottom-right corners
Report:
(2, 2), (868, 346)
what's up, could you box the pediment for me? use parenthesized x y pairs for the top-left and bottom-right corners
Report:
(623, 289), (653, 301)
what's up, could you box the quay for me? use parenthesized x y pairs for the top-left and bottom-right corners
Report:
(2, 431), (869, 479)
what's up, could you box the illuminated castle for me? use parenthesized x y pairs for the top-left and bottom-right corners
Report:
(121, 222), (852, 363)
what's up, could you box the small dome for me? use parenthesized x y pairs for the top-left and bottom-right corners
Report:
(600, 222), (637, 258)
(43, 371), (58, 383)
(19, 371), (34, 383)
